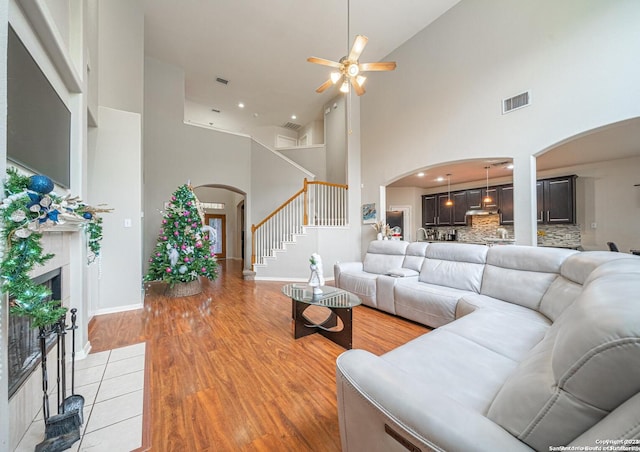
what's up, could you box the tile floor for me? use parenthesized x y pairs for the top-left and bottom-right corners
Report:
(14, 342), (146, 452)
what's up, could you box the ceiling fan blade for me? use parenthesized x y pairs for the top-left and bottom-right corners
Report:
(350, 77), (365, 96)
(307, 57), (342, 68)
(359, 61), (397, 72)
(348, 35), (368, 62)
(316, 78), (334, 93)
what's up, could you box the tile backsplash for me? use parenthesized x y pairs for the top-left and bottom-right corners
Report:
(430, 215), (581, 248)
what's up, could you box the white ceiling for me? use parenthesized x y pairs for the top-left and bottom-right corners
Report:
(142, 0), (460, 133)
(142, 1), (640, 187)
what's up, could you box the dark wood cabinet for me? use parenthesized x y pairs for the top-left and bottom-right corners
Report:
(466, 189), (482, 210)
(452, 191), (468, 225)
(538, 176), (576, 224)
(498, 185), (514, 225)
(422, 175), (575, 228)
(422, 195), (437, 226)
(437, 194), (453, 225)
(482, 187), (499, 210)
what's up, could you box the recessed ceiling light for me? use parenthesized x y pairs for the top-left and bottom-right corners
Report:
(238, 102), (245, 108)
(291, 115), (297, 120)
(435, 176), (444, 182)
(417, 172), (425, 177)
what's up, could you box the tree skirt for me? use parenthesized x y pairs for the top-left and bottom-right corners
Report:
(165, 279), (202, 297)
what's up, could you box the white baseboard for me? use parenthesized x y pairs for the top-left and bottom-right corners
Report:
(93, 303), (144, 317)
(254, 276), (335, 282)
(75, 341), (93, 361)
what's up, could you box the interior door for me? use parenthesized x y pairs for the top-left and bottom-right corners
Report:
(205, 214), (226, 258)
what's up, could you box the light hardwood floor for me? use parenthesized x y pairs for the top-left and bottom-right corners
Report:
(88, 259), (430, 451)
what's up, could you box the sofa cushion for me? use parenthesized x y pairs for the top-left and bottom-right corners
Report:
(486, 261), (640, 451)
(337, 271), (378, 307)
(362, 240), (409, 274)
(560, 251), (635, 284)
(540, 253), (639, 321)
(386, 268), (419, 278)
(394, 280), (469, 327)
(402, 241), (429, 272)
(381, 326), (521, 413)
(419, 243), (488, 293)
(481, 246), (577, 310)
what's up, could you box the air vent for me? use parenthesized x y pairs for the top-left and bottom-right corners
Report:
(211, 108), (221, 113)
(215, 77), (229, 85)
(282, 122), (302, 131)
(502, 91), (530, 114)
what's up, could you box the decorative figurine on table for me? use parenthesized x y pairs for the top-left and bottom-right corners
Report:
(308, 253), (325, 295)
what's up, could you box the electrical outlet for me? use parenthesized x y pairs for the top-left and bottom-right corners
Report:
(591, 222), (597, 229)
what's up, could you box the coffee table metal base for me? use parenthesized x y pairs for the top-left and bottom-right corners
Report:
(292, 299), (353, 349)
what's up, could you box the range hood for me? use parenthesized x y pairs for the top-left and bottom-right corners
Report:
(465, 209), (499, 216)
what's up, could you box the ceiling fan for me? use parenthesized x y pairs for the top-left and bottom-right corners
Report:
(307, 35), (397, 96)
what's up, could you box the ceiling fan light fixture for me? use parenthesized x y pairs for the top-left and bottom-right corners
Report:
(330, 72), (342, 84)
(347, 63), (360, 77)
(356, 75), (367, 87)
(340, 80), (350, 93)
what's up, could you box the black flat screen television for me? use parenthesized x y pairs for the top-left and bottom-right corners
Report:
(7, 25), (71, 188)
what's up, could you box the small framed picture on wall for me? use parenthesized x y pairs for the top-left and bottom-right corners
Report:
(362, 203), (376, 224)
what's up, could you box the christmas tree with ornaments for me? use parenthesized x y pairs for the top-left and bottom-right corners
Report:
(145, 184), (218, 295)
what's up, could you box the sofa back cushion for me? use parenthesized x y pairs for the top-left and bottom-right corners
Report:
(481, 246), (577, 310)
(362, 240), (409, 275)
(487, 259), (640, 450)
(402, 242), (429, 271)
(419, 243), (488, 292)
(539, 252), (636, 321)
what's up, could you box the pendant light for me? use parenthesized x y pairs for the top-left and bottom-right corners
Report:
(445, 174), (453, 206)
(483, 166), (493, 204)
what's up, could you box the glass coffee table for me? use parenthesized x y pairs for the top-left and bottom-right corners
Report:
(281, 284), (361, 349)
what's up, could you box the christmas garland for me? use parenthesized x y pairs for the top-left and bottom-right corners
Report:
(0, 167), (110, 327)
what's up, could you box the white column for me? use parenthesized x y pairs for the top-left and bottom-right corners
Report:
(513, 155), (538, 246)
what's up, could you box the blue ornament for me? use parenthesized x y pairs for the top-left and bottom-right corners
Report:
(28, 175), (54, 194)
(83, 212), (93, 219)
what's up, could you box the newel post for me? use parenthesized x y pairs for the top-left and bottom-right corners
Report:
(303, 178), (309, 226)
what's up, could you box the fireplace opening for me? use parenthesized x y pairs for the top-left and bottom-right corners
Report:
(8, 267), (62, 399)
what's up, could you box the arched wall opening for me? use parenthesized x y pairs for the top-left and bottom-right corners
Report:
(193, 184), (247, 267)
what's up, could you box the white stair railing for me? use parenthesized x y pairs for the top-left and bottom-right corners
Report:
(252, 179), (348, 266)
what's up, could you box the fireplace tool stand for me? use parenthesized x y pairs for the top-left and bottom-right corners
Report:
(35, 309), (84, 452)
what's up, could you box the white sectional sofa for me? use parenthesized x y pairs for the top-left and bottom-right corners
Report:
(334, 240), (640, 451)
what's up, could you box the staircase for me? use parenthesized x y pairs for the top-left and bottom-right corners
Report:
(251, 178), (348, 271)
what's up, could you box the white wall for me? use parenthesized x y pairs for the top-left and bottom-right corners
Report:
(144, 57), (254, 269)
(277, 145), (326, 180)
(88, 0), (144, 315)
(97, 0), (143, 114)
(89, 107), (143, 313)
(324, 95), (347, 184)
(361, 0), (640, 246)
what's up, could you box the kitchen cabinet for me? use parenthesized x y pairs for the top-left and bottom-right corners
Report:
(482, 187), (499, 210)
(421, 175), (575, 228)
(437, 194), (453, 225)
(422, 195), (437, 226)
(498, 185), (514, 225)
(537, 176), (576, 224)
(466, 189), (482, 210)
(422, 193), (457, 226)
(452, 191), (468, 225)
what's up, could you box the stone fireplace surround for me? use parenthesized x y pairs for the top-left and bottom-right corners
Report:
(7, 231), (73, 449)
